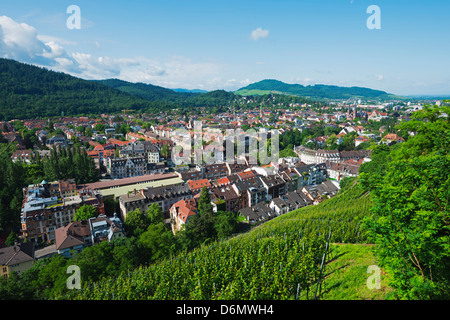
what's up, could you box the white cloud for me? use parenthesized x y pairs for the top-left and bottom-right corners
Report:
(375, 74), (384, 81)
(251, 27), (269, 41)
(0, 15), (72, 68)
(37, 34), (77, 46)
(0, 15), (230, 91)
(0, 16), (46, 60)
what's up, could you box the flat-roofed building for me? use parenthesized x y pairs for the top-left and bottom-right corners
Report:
(20, 181), (104, 244)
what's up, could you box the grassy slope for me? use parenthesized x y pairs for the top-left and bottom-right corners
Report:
(64, 183), (390, 300)
(320, 244), (391, 300)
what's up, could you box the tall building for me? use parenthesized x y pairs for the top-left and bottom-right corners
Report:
(105, 156), (147, 179)
(20, 180), (105, 244)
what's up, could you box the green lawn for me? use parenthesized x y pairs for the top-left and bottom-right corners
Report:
(317, 243), (392, 300)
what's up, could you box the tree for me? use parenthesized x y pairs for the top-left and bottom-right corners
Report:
(279, 144), (297, 158)
(325, 134), (338, 150)
(363, 104), (450, 299)
(160, 144), (170, 159)
(198, 187), (214, 218)
(338, 131), (357, 151)
(74, 205), (97, 222)
(94, 123), (106, 133)
(214, 211), (239, 240)
(138, 223), (175, 263)
(85, 127), (93, 137)
(146, 203), (163, 225)
(5, 231), (17, 246)
(180, 187), (216, 249)
(123, 208), (150, 237)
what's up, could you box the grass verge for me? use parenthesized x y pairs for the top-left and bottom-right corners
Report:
(318, 243), (392, 300)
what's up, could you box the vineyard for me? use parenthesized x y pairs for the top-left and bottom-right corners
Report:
(61, 182), (373, 300)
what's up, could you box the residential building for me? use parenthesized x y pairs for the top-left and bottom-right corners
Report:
(20, 181), (105, 244)
(45, 136), (67, 148)
(118, 184), (193, 221)
(0, 243), (35, 278)
(382, 133), (405, 144)
(239, 202), (274, 225)
(88, 213), (125, 244)
(260, 175), (286, 200)
(119, 140), (160, 164)
(187, 179), (212, 194)
(55, 221), (92, 257)
(170, 198), (197, 234)
(294, 163), (328, 186)
(233, 177), (268, 208)
(106, 156), (147, 179)
(54, 213), (125, 257)
(11, 150), (33, 164)
(325, 161), (360, 181)
(302, 180), (340, 204)
(269, 190), (312, 216)
(210, 186), (240, 213)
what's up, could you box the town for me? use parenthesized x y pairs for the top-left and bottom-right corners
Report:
(0, 97), (428, 277)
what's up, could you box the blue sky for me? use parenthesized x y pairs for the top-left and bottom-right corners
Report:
(1, 0), (449, 95)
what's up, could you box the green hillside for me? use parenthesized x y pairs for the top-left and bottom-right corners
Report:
(61, 182), (380, 300)
(98, 78), (238, 108)
(235, 79), (404, 101)
(95, 78), (198, 102)
(0, 58), (160, 120)
(0, 59), (238, 120)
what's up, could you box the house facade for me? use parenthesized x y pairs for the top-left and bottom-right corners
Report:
(0, 243), (35, 278)
(20, 180), (105, 244)
(106, 156), (147, 179)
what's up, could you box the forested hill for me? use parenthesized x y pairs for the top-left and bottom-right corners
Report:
(95, 78), (198, 103)
(0, 58), (160, 120)
(97, 78), (237, 108)
(235, 79), (404, 101)
(0, 59), (238, 120)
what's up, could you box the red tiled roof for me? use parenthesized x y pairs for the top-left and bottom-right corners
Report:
(172, 199), (197, 223)
(187, 179), (211, 191)
(107, 138), (130, 146)
(237, 170), (255, 180)
(384, 133), (404, 142)
(216, 177), (231, 186)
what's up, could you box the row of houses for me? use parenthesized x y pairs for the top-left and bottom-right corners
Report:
(164, 160), (332, 233)
(54, 213), (125, 257)
(239, 180), (339, 225)
(294, 146), (371, 165)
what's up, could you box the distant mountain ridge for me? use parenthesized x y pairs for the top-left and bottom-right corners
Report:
(0, 58), (158, 120)
(94, 79), (200, 102)
(235, 79), (404, 101)
(0, 59), (239, 120)
(173, 88), (208, 93)
(0, 58), (407, 120)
